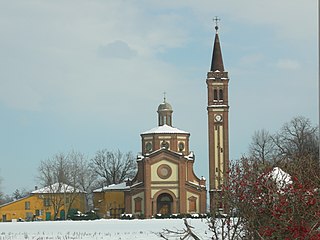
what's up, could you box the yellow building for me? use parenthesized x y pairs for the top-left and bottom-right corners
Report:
(0, 183), (86, 222)
(93, 182), (128, 218)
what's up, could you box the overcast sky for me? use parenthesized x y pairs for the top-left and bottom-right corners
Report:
(0, 0), (318, 194)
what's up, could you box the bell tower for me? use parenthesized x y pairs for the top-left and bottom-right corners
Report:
(207, 19), (230, 213)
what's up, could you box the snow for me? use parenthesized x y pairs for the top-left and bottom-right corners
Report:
(142, 124), (189, 134)
(93, 182), (130, 192)
(184, 151), (195, 160)
(0, 218), (211, 240)
(136, 154), (144, 161)
(208, 104), (228, 108)
(32, 183), (85, 194)
(269, 167), (292, 189)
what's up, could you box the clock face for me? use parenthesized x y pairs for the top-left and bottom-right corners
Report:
(215, 114), (223, 122)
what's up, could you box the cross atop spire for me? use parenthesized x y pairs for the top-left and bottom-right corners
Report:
(163, 91), (167, 102)
(213, 16), (221, 32)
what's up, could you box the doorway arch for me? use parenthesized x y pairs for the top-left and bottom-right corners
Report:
(157, 193), (173, 215)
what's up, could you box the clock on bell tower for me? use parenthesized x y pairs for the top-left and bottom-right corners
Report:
(207, 20), (230, 213)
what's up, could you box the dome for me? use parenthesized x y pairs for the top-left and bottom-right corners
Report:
(157, 101), (173, 112)
(157, 97), (173, 126)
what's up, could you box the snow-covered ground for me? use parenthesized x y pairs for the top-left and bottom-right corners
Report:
(0, 218), (211, 240)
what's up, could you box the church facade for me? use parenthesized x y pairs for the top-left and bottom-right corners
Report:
(93, 99), (207, 218)
(124, 99), (207, 217)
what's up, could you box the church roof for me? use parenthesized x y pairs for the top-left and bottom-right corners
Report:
(210, 33), (224, 71)
(141, 124), (189, 135)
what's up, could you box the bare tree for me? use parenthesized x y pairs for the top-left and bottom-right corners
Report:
(249, 117), (319, 163)
(90, 149), (136, 185)
(38, 153), (69, 219)
(38, 151), (94, 219)
(12, 188), (29, 201)
(159, 218), (202, 240)
(38, 153), (68, 186)
(273, 116), (319, 160)
(249, 129), (276, 164)
(68, 151), (97, 210)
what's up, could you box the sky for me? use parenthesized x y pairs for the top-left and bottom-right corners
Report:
(0, 0), (318, 195)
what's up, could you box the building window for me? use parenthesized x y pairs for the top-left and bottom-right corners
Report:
(213, 89), (218, 101)
(188, 196), (197, 212)
(35, 209), (42, 216)
(26, 212), (33, 221)
(134, 197), (142, 213)
(25, 201), (30, 210)
(178, 142), (185, 152)
(161, 141), (169, 149)
(219, 89), (223, 101)
(44, 198), (51, 207)
(146, 142), (152, 152)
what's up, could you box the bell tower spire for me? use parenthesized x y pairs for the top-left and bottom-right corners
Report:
(211, 17), (224, 72)
(206, 18), (230, 213)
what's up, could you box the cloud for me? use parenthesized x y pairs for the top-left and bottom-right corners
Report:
(276, 59), (300, 70)
(98, 40), (137, 59)
(0, 1), (189, 113)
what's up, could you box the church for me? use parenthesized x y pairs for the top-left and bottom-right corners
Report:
(93, 98), (207, 218)
(124, 97), (207, 217)
(93, 23), (229, 218)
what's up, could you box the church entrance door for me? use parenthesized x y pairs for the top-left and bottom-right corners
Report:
(157, 193), (173, 215)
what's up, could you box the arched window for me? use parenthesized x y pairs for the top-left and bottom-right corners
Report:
(219, 89), (223, 101)
(213, 89), (218, 101)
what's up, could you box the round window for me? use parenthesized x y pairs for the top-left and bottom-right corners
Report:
(157, 164), (172, 179)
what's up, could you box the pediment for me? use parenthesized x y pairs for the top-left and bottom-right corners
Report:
(145, 148), (184, 164)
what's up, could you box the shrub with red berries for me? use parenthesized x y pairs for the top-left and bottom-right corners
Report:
(216, 155), (320, 239)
